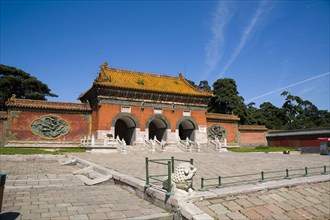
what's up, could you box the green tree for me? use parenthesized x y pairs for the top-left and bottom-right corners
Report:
(208, 78), (248, 124)
(259, 102), (284, 129)
(279, 91), (330, 129)
(245, 102), (265, 125)
(186, 79), (198, 89)
(0, 64), (58, 110)
(198, 80), (211, 92)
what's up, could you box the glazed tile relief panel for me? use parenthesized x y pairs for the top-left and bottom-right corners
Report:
(30, 115), (70, 139)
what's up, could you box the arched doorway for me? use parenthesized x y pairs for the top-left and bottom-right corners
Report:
(149, 118), (167, 141)
(178, 119), (195, 140)
(114, 116), (136, 145)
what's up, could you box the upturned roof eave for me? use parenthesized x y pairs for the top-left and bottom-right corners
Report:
(94, 82), (213, 98)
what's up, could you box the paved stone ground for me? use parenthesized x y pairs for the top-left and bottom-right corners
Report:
(195, 181), (330, 220)
(72, 151), (330, 190)
(1, 158), (170, 220)
(1, 152), (329, 220)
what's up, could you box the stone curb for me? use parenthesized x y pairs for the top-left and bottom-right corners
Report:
(127, 212), (174, 220)
(194, 174), (330, 201)
(72, 156), (212, 220)
(73, 156), (330, 220)
(75, 156), (330, 219)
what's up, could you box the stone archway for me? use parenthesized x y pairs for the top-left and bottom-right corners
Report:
(114, 116), (136, 145)
(149, 118), (167, 141)
(146, 115), (170, 141)
(177, 118), (197, 141)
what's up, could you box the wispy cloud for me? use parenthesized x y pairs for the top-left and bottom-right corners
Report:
(220, 1), (271, 77)
(204, 1), (232, 77)
(245, 72), (330, 103)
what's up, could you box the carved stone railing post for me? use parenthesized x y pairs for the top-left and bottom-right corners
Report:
(186, 137), (192, 152)
(84, 136), (87, 145)
(87, 135), (91, 146)
(91, 134), (95, 146)
(215, 137), (220, 151)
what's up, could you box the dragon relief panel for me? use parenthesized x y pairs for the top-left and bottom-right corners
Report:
(207, 124), (226, 140)
(30, 115), (70, 139)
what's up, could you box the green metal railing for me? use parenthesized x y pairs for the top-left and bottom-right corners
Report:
(199, 165), (328, 191)
(145, 156), (193, 196)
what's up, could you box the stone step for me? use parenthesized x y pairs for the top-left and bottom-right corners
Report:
(88, 149), (119, 154)
(127, 212), (173, 220)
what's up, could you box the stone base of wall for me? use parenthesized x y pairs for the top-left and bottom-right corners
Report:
(300, 146), (321, 154)
(5, 140), (81, 148)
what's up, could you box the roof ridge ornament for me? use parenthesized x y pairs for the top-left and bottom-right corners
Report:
(10, 94), (16, 101)
(97, 62), (111, 82)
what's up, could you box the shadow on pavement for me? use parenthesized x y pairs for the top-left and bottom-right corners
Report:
(0, 211), (20, 220)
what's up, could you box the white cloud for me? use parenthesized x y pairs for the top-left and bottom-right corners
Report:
(245, 72), (330, 103)
(220, 1), (271, 77)
(204, 1), (232, 77)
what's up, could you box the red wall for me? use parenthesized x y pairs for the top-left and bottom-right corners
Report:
(8, 111), (89, 141)
(239, 131), (267, 146)
(207, 121), (238, 143)
(268, 136), (322, 147)
(0, 120), (5, 145)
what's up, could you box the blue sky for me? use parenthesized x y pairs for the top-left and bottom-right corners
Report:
(1, 0), (329, 110)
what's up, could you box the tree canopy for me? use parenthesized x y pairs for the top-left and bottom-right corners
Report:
(0, 64), (58, 110)
(189, 78), (329, 130)
(208, 78), (248, 124)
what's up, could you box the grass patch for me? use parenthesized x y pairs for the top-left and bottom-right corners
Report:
(54, 148), (86, 154)
(228, 146), (298, 153)
(0, 147), (86, 155)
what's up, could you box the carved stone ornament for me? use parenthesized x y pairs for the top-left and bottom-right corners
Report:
(163, 162), (197, 192)
(30, 115), (70, 139)
(97, 61), (111, 81)
(207, 124), (226, 140)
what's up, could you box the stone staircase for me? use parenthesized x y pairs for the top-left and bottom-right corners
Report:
(87, 142), (229, 154)
(163, 143), (184, 153)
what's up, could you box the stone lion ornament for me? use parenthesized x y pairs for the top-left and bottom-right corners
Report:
(163, 162), (197, 193)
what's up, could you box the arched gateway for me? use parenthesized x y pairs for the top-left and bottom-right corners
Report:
(177, 117), (198, 141)
(114, 117), (135, 145)
(146, 115), (170, 141)
(79, 62), (212, 146)
(112, 113), (139, 145)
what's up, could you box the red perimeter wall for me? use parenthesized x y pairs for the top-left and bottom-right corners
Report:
(206, 121), (239, 144)
(8, 111), (89, 141)
(267, 136), (325, 147)
(239, 131), (267, 146)
(0, 120), (5, 145)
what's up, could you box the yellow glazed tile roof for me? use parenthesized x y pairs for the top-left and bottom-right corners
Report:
(94, 62), (212, 97)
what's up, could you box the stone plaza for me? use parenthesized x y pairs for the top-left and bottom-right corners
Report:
(1, 151), (329, 219)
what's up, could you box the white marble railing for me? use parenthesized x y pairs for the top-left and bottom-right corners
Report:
(178, 138), (195, 152)
(144, 139), (155, 152)
(81, 135), (127, 154)
(153, 138), (166, 152)
(208, 137), (227, 152)
(115, 136), (127, 154)
(81, 135), (106, 147)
